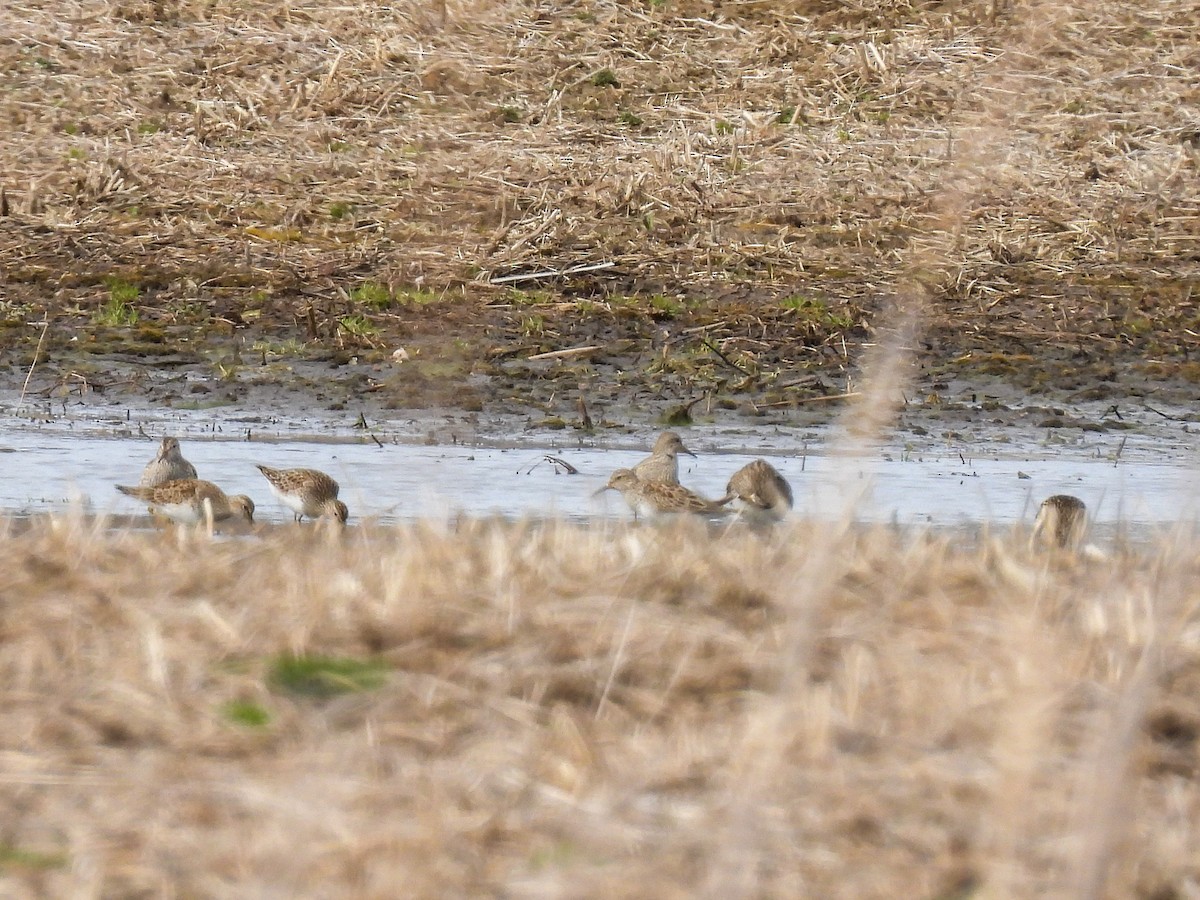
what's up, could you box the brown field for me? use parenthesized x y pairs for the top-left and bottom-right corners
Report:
(2, 511), (1200, 896)
(1, 0), (1198, 421)
(3, 1), (1200, 896)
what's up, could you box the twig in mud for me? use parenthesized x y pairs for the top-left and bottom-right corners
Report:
(526, 345), (601, 361)
(544, 455), (578, 475)
(700, 337), (752, 376)
(1143, 404), (1185, 421)
(492, 209), (562, 260)
(775, 375), (830, 392)
(306, 303), (319, 341)
(681, 321), (729, 335)
(488, 260), (615, 285)
(519, 455), (579, 476)
(753, 391), (862, 409)
(1111, 435), (1127, 466)
(369, 433), (384, 449)
(17, 320), (50, 412)
(63, 372), (94, 396)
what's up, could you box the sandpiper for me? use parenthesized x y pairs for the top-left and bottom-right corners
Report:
(255, 465), (349, 524)
(116, 479), (255, 525)
(139, 437), (198, 488)
(1032, 494), (1087, 549)
(631, 431), (696, 485)
(599, 468), (726, 519)
(718, 459), (794, 522)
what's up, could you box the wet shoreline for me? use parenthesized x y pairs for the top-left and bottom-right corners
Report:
(0, 423), (1194, 538)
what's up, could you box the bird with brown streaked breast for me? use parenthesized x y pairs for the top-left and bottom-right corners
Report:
(139, 437), (198, 488)
(255, 465), (349, 524)
(630, 431), (696, 485)
(598, 468), (726, 520)
(117, 479), (254, 526)
(718, 459), (794, 523)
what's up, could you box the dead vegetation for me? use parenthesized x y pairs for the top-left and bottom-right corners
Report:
(2, 3), (1199, 894)
(1, 0), (1198, 415)
(0, 512), (1199, 896)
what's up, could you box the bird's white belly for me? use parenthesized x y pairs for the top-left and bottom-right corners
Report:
(270, 484), (310, 518)
(628, 495), (660, 519)
(154, 501), (203, 524)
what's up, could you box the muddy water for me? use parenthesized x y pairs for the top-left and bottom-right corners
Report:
(0, 430), (1195, 539)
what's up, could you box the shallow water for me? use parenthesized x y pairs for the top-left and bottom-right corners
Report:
(0, 429), (1195, 539)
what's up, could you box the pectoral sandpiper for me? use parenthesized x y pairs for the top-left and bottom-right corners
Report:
(1032, 494), (1087, 549)
(255, 465), (349, 524)
(631, 431), (696, 485)
(139, 437), (198, 488)
(599, 468), (725, 519)
(116, 479), (255, 525)
(718, 459), (794, 522)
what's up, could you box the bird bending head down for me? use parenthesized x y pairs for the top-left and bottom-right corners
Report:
(1032, 494), (1086, 549)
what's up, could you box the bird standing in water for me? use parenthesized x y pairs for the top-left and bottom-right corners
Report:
(139, 437), (198, 488)
(117, 479), (254, 527)
(630, 431), (696, 485)
(599, 468), (726, 520)
(718, 459), (793, 523)
(1032, 494), (1087, 549)
(255, 465), (349, 524)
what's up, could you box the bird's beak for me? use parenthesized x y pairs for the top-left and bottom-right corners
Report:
(592, 484), (613, 498)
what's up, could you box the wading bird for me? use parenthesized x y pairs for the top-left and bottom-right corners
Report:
(255, 465), (349, 524)
(718, 459), (794, 523)
(598, 468), (726, 520)
(117, 479), (254, 527)
(630, 431), (696, 485)
(139, 437), (198, 488)
(1032, 494), (1087, 550)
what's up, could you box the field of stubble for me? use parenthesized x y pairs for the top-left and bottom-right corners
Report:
(1, 0), (1197, 420)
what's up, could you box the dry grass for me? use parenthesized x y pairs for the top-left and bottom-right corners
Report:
(1, 512), (1199, 896)
(1, 0), (1197, 375)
